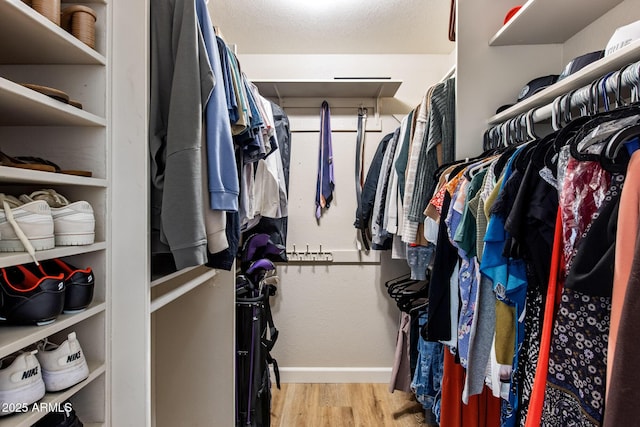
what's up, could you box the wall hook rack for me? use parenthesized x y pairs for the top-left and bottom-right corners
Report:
(287, 243), (334, 262)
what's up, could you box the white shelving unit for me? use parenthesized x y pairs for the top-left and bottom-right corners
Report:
(0, 0), (108, 425)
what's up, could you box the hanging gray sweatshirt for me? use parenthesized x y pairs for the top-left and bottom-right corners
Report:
(149, 0), (213, 269)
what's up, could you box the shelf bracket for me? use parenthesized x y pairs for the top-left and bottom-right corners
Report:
(374, 84), (384, 126)
(273, 84), (283, 106)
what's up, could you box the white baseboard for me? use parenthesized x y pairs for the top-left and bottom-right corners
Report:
(271, 367), (392, 383)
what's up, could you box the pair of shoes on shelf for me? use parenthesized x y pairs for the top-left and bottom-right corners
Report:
(0, 149), (91, 177)
(33, 400), (83, 427)
(0, 189), (95, 263)
(0, 333), (89, 417)
(0, 258), (94, 326)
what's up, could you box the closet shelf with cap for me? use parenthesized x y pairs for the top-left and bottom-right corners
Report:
(488, 40), (640, 125)
(489, 0), (624, 46)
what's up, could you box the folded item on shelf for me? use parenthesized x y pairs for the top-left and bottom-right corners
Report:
(14, 156), (92, 177)
(20, 83), (83, 110)
(0, 150), (56, 172)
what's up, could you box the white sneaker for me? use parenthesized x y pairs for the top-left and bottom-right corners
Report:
(0, 350), (45, 416)
(36, 332), (89, 392)
(20, 190), (95, 246)
(0, 195), (54, 258)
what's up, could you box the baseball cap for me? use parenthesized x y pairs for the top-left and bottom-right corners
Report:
(605, 19), (640, 56)
(495, 74), (559, 114)
(558, 51), (604, 81)
(517, 75), (559, 101)
(504, 6), (522, 25)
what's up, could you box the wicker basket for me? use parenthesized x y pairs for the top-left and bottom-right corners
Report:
(61, 5), (97, 49)
(31, 0), (60, 25)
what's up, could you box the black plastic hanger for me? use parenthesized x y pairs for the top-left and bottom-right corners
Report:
(604, 124), (640, 160)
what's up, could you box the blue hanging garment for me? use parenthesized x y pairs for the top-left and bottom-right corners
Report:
(315, 101), (335, 219)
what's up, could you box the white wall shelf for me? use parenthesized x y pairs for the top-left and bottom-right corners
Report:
(0, 302), (105, 360)
(0, 362), (105, 427)
(488, 40), (640, 125)
(489, 0), (623, 46)
(252, 79), (402, 99)
(0, 167), (107, 187)
(0, 0), (105, 65)
(150, 266), (218, 313)
(0, 78), (106, 127)
(0, 242), (106, 269)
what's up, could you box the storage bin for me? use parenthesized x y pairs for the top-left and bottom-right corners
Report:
(31, 0), (60, 25)
(61, 5), (97, 49)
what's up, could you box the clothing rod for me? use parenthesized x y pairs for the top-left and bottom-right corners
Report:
(496, 61), (640, 126)
(440, 65), (456, 82)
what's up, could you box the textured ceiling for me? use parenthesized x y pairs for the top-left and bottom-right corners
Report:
(209, 0), (455, 55)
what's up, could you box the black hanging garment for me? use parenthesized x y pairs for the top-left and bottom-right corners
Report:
(354, 131), (395, 250)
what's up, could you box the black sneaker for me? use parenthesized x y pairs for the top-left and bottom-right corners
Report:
(0, 265), (65, 325)
(33, 401), (83, 426)
(35, 259), (94, 313)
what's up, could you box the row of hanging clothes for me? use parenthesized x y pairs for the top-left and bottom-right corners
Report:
(365, 58), (640, 426)
(352, 75), (456, 426)
(149, 0), (290, 276)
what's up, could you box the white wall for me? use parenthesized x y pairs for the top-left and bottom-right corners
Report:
(239, 53), (453, 382)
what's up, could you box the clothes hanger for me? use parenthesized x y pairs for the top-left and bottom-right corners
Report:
(604, 124), (640, 160)
(600, 72), (615, 113)
(614, 64), (634, 109)
(385, 273), (411, 289)
(551, 95), (564, 131)
(525, 107), (539, 140)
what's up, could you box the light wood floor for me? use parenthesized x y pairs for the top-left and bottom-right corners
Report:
(271, 383), (434, 427)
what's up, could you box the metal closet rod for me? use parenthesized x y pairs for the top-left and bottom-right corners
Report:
(518, 61), (640, 125)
